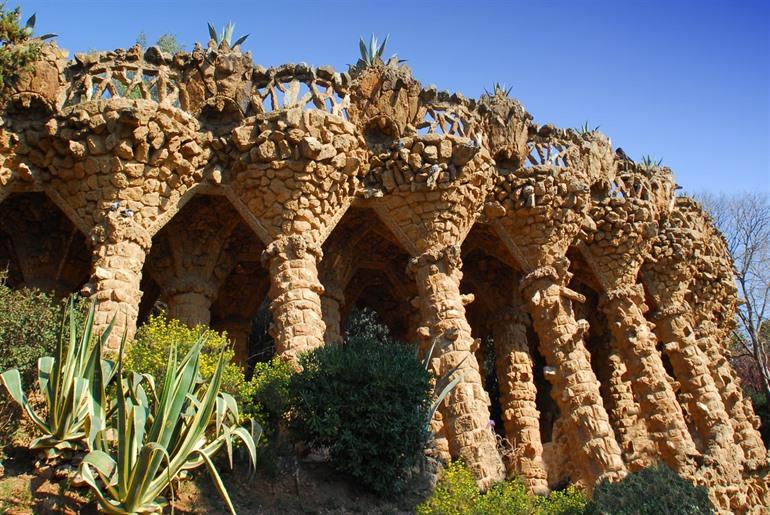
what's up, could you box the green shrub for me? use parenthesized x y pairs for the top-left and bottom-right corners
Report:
(289, 328), (432, 494)
(587, 463), (713, 515)
(417, 461), (588, 515)
(239, 357), (295, 434)
(124, 314), (244, 398)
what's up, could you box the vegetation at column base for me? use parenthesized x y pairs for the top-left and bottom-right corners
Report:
(238, 356), (294, 436)
(586, 463), (714, 515)
(80, 338), (258, 515)
(0, 299), (115, 459)
(288, 308), (433, 495)
(123, 313), (244, 398)
(416, 460), (587, 515)
(0, 278), (86, 449)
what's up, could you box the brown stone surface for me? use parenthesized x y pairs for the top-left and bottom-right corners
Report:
(0, 41), (766, 508)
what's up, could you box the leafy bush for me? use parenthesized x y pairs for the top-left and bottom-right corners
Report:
(289, 326), (432, 494)
(587, 463), (713, 515)
(0, 279), (80, 446)
(417, 461), (587, 515)
(239, 357), (294, 434)
(0, 3), (54, 95)
(124, 314), (244, 397)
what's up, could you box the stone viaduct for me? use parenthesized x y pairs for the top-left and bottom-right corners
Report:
(0, 41), (767, 511)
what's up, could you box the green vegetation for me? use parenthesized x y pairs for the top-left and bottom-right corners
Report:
(0, 301), (115, 459)
(135, 30), (184, 54)
(417, 461), (587, 515)
(0, 3), (55, 95)
(238, 356), (294, 436)
(640, 155), (663, 169)
(207, 22), (248, 48)
(587, 463), (713, 515)
(576, 121), (600, 135)
(484, 82), (513, 97)
(123, 313), (244, 398)
(356, 33), (402, 68)
(80, 339), (258, 515)
(289, 316), (432, 494)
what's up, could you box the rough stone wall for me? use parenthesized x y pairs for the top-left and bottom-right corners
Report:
(0, 41), (767, 510)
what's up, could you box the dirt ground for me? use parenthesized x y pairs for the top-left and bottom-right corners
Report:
(0, 445), (432, 514)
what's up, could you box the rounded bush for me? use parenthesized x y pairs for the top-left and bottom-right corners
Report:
(289, 332), (432, 494)
(587, 463), (713, 515)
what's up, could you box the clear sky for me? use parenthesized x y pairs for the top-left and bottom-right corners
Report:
(17, 0), (770, 194)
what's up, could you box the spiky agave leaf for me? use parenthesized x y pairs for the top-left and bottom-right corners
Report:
(207, 22), (218, 42)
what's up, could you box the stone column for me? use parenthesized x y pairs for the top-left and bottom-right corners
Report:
(165, 278), (218, 327)
(261, 235), (326, 363)
(697, 323), (767, 471)
(599, 284), (697, 474)
(490, 305), (549, 494)
(604, 349), (652, 470)
(408, 245), (505, 488)
(520, 258), (626, 487)
(652, 304), (740, 472)
(216, 316), (253, 365)
(86, 211), (151, 350)
(320, 275), (345, 345)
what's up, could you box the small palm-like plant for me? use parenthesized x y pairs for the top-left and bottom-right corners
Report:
(207, 21), (248, 48)
(641, 155), (663, 169)
(357, 33), (402, 67)
(484, 82), (513, 98)
(0, 300), (115, 458)
(576, 121), (600, 135)
(80, 338), (259, 514)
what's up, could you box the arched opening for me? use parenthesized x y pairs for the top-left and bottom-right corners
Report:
(142, 193), (268, 366)
(320, 206), (414, 347)
(0, 192), (90, 296)
(461, 224), (559, 484)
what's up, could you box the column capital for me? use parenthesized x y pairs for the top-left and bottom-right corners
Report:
(406, 244), (462, 277)
(649, 302), (689, 322)
(90, 210), (152, 252)
(261, 234), (323, 266)
(165, 276), (219, 300)
(489, 305), (529, 327)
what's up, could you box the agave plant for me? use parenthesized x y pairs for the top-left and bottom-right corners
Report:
(79, 338), (259, 515)
(641, 155), (663, 169)
(421, 341), (467, 434)
(357, 33), (402, 67)
(0, 300), (115, 458)
(207, 21), (248, 48)
(576, 121), (600, 135)
(484, 82), (513, 98)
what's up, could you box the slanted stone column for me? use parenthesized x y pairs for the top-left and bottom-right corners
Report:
(86, 211), (150, 349)
(408, 245), (505, 488)
(166, 278), (218, 327)
(649, 304), (738, 470)
(520, 258), (626, 487)
(604, 348), (651, 470)
(490, 304), (549, 494)
(697, 321), (767, 471)
(261, 235), (326, 363)
(320, 275), (345, 345)
(598, 284), (697, 474)
(217, 316), (253, 364)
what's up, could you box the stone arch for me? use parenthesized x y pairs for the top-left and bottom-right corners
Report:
(320, 205), (414, 345)
(0, 191), (90, 296)
(142, 192), (268, 364)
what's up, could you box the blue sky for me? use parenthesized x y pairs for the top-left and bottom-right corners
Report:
(18, 0), (770, 194)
